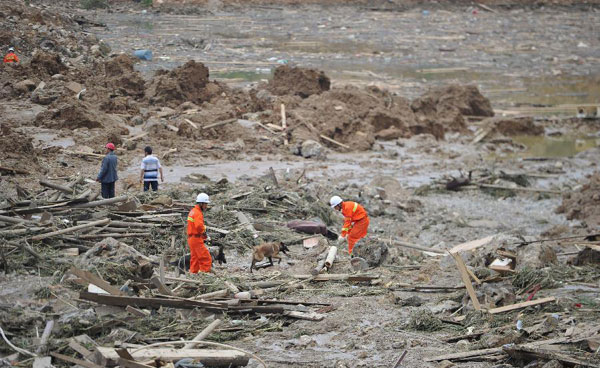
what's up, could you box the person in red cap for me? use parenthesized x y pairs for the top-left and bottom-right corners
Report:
(96, 143), (118, 198)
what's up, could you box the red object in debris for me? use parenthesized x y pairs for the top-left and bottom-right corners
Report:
(472, 9), (479, 15)
(574, 303), (582, 308)
(526, 284), (541, 301)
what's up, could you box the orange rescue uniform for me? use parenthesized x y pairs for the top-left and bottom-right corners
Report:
(187, 204), (212, 273)
(3, 52), (19, 63)
(340, 201), (369, 254)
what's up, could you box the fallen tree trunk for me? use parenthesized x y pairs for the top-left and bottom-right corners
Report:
(70, 195), (128, 209)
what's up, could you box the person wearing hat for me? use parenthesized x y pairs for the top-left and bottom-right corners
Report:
(3, 47), (19, 64)
(96, 143), (118, 199)
(329, 195), (370, 255)
(187, 193), (212, 273)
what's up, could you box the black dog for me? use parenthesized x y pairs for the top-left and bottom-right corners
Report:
(171, 246), (226, 271)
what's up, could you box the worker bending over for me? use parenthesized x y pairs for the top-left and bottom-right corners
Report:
(330, 196), (370, 255)
(187, 193), (212, 273)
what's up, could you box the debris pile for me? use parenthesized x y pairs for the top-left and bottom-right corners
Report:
(556, 172), (600, 227)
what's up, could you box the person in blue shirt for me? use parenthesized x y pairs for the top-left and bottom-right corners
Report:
(139, 146), (164, 191)
(96, 143), (118, 198)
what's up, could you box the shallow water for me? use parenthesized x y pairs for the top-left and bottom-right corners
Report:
(513, 134), (599, 158)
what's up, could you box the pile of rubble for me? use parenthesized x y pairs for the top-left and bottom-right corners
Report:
(556, 172), (600, 227)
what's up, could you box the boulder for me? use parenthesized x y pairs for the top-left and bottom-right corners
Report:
(300, 139), (326, 159)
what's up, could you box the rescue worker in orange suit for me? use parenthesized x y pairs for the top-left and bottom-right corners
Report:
(186, 193), (212, 273)
(330, 196), (370, 255)
(3, 47), (19, 64)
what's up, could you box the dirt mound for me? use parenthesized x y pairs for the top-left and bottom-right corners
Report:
(269, 65), (331, 98)
(35, 99), (106, 129)
(491, 117), (544, 136)
(411, 84), (493, 137)
(103, 54), (146, 97)
(0, 125), (39, 172)
(146, 60), (218, 107)
(556, 172), (600, 227)
(30, 51), (68, 77)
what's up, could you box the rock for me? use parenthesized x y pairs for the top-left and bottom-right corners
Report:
(541, 360), (563, 368)
(516, 243), (557, 270)
(485, 117), (544, 136)
(397, 295), (424, 307)
(33, 357), (54, 368)
(569, 247), (600, 266)
(65, 81), (84, 94)
(375, 127), (403, 140)
(438, 360), (455, 368)
(131, 115), (144, 125)
(123, 139), (137, 151)
(350, 257), (369, 271)
(300, 139), (326, 159)
(352, 239), (388, 267)
(428, 300), (461, 314)
(14, 79), (37, 93)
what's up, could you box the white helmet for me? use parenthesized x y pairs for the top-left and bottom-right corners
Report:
(329, 195), (343, 208)
(196, 193), (210, 203)
(8, 47), (14, 52)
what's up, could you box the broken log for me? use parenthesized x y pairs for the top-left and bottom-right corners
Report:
(39, 180), (73, 194)
(32, 219), (110, 241)
(311, 259), (327, 276)
(95, 347), (249, 368)
(184, 319), (222, 348)
(0, 166), (30, 175)
(324, 246), (337, 269)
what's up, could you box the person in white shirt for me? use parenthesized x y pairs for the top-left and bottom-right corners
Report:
(139, 146), (164, 191)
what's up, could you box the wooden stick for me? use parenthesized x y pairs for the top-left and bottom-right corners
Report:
(281, 104), (288, 145)
(203, 118), (237, 130)
(311, 259), (327, 276)
(224, 281), (240, 294)
(184, 319), (222, 348)
(393, 350), (408, 368)
(292, 274), (379, 282)
(40, 180), (73, 194)
(126, 305), (150, 317)
(0, 166), (30, 175)
(50, 352), (103, 368)
(184, 119), (198, 129)
(319, 134), (350, 149)
(450, 252), (481, 310)
(32, 219), (110, 241)
(191, 289), (229, 300)
(35, 320), (54, 353)
(73, 232), (151, 239)
(0, 214), (31, 224)
(68, 340), (93, 359)
(376, 238), (445, 255)
(488, 297), (555, 314)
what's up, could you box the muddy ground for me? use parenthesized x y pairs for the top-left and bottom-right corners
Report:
(1, 1), (600, 368)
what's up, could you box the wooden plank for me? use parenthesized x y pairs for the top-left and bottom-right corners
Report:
(50, 352), (103, 368)
(69, 267), (124, 296)
(424, 347), (502, 362)
(466, 267), (482, 285)
(79, 291), (224, 310)
(449, 235), (495, 254)
(125, 305), (150, 317)
(450, 252), (482, 310)
(150, 275), (173, 296)
(488, 297), (555, 314)
(68, 340), (93, 359)
(281, 103), (288, 145)
(95, 347), (249, 367)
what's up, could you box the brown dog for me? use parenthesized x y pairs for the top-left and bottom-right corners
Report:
(250, 241), (289, 273)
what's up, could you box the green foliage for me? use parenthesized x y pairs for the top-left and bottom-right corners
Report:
(80, 0), (108, 10)
(142, 0), (153, 6)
